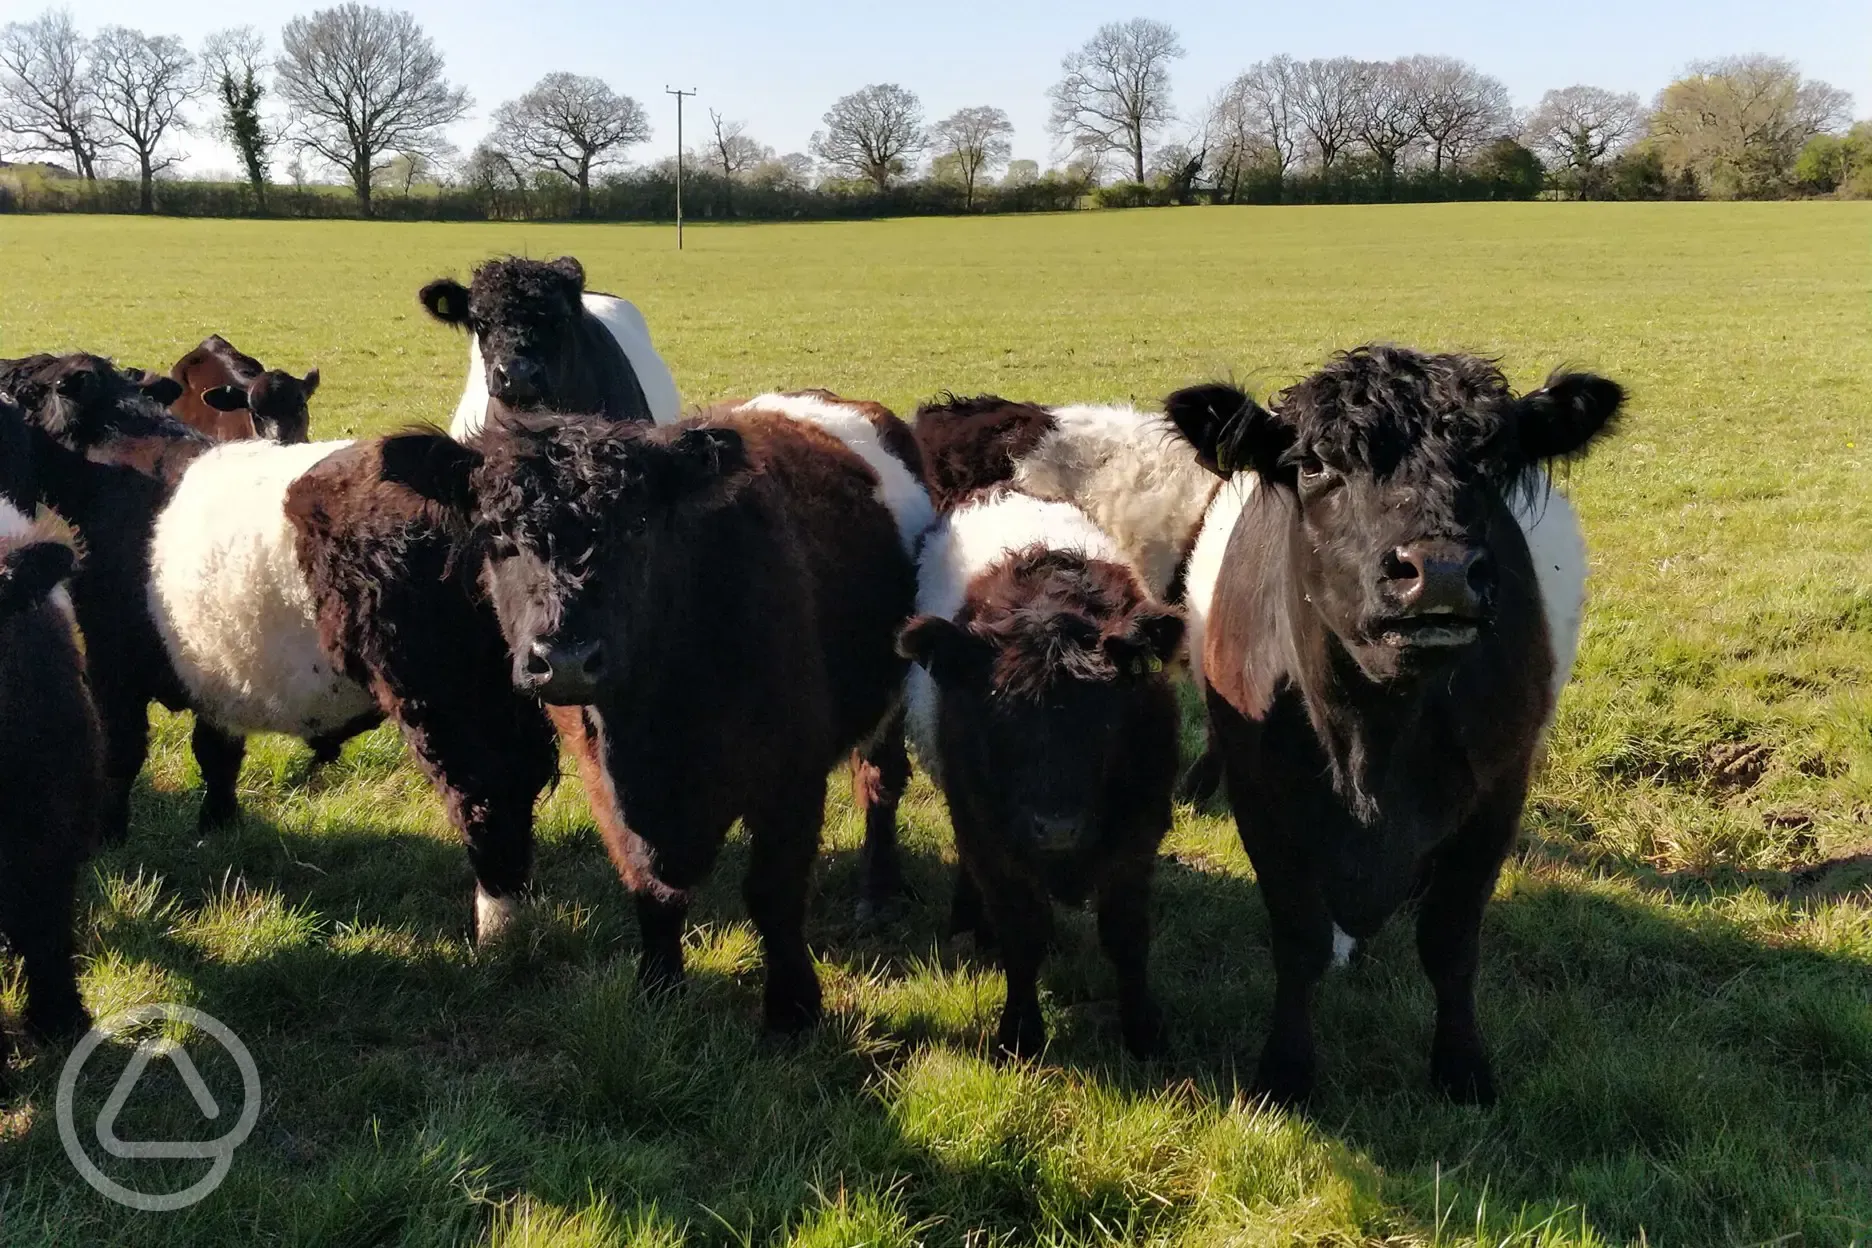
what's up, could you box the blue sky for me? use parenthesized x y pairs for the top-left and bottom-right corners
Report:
(37, 0), (1872, 175)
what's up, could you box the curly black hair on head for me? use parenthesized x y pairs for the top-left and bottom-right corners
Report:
(472, 412), (749, 561)
(969, 546), (1153, 700)
(1273, 345), (1521, 485)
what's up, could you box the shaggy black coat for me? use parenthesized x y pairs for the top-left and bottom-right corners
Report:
(1167, 344), (1624, 1105)
(419, 256), (651, 426)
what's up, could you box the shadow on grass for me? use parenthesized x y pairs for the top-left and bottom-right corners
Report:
(9, 759), (1862, 1245)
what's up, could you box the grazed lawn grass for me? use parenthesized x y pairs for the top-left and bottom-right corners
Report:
(0, 203), (1868, 1245)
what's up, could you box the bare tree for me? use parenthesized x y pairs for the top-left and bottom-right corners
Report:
(929, 105), (1013, 209)
(203, 26), (275, 208)
(89, 26), (198, 212)
(489, 73), (647, 217)
(1404, 55), (1512, 175)
(1291, 56), (1363, 170)
(811, 83), (925, 191)
(0, 10), (104, 179)
(275, 4), (469, 214)
(1353, 59), (1423, 181)
(1650, 56), (1853, 197)
(1047, 18), (1183, 185)
(1207, 55), (1303, 200)
(1523, 85), (1642, 175)
(704, 110), (769, 214)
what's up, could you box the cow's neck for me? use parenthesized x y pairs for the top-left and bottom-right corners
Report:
(1303, 625), (1457, 823)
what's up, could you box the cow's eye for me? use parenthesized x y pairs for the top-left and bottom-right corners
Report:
(489, 534), (519, 559)
(1297, 458), (1337, 490)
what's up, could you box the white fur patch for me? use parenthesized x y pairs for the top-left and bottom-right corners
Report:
(1513, 480), (1588, 727)
(449, 292), (681, 439)
(0, 497), (30, 541)
(475, 886), (519, 943)
(905, 492), (1124, 779)
(736, 392), (935, 556)
(1180, 474), (1258, 695)
(148, 439), (377, 738)
(1330, 924), (1357, 969)
(1011, 403), (1219, 600)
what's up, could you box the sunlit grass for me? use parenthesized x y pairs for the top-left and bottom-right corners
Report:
(0, 203), (1867, 1244)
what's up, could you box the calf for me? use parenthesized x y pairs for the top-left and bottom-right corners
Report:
(394, 398), (926, 1031)
(419, 256), (681, 439)
(1167, 345), (1623, 1105)
(900, 489), (1184, 1058)
(0, 395), (101, 1080)
(169, 335), (320, 444)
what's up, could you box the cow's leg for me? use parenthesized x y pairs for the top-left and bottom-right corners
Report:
(850, 704), (911, 921)
(1097, 855), (1166, 1059)
(1241, 835), (1335, 1106)
(979, 872), (1052, 1058)
(947, 862), (996, 950)
(191, 718), (246, 832)
(548, 707), (696, 991)
(390, 693), (553, 946)
(96, 690), (150, 844)
(633, 890), (690, 997)
(1415, 787), (1521, 1105)
(0, 850), (88, 1043)
(742, 777), (826, 1033)
(1175, 733), (1227, 805)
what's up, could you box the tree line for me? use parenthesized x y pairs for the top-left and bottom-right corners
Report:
(1, 7), (1866, 221)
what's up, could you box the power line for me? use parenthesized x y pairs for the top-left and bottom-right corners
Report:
(665, 86), (697, 250)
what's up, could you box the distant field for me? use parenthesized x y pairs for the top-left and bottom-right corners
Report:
(0, 203), (1869, 1246)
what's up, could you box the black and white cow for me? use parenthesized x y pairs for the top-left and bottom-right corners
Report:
(419, 256), (681, 439)
(1167, 344), (1623, 1105)
(16, 389), (554, 940)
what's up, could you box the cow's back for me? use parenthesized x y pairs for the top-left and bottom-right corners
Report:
(148, 439), (374, 737)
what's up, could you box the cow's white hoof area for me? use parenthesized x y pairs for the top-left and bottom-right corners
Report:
(1330, 924), (1357, 970)
(475, 887), (521, 946)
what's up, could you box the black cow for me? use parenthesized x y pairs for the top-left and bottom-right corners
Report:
(1166, 345), (1624, 1105)
(0, 393), (101, 1084)
(419, 256), (680, 439)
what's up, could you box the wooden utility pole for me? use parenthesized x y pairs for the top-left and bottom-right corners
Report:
(665, 86), (697, 249)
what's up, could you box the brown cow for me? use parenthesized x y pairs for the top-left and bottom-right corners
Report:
(391, 397), (928, 1032)
(170, 335), (319, 444)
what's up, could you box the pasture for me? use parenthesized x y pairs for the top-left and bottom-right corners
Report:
(0, 202), (1869, 1245)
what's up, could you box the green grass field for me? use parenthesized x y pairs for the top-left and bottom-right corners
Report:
(0, 203), (1869, 1246)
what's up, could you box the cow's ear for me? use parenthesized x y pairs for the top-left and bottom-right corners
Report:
(201, 385), (250, 412)
(380, 427), (484, 518)
(550, 256), (586, 291)
(1105, 605), (1186, 676)
(419, 278), (471, 326)
(301, 368), (320, 397)
(651, 426), (750, 507)
(1516, 372), (1624, 464)
(1164, 383), (1290, 480)
(0, 540), (77, 616)
(139, 375), (182, 407)
(897, 614), (988, 689)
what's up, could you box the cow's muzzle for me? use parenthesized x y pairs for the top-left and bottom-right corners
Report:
(517, 635), (608, 703)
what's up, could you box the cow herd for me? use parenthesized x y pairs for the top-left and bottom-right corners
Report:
(0, 254), (1624, 1107)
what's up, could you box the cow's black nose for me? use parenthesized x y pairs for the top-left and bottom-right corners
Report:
(1384, 541), (1490, 616)
(490, 358), (542, 403)
(519, 636), (607, 703)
